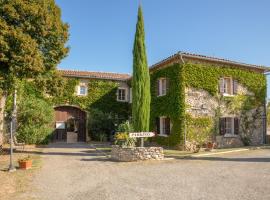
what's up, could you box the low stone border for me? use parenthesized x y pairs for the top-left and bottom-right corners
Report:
(111, 145), (164, 162)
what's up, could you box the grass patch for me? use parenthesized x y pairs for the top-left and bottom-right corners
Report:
(0, 149), (42, 200)
(164, 149), (194, 158)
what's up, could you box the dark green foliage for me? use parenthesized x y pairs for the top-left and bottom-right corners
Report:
(87, 109), (115, 142)
(150, 63), (185, 147)
(15, 82), (54, 144)
(132, 6), (151, 132)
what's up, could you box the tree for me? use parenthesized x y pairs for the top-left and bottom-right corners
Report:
(0, 0), (69, 144)
(0, 0), (69, 80)
(132, 6), (151, 132)
(16, 82), (54, 144)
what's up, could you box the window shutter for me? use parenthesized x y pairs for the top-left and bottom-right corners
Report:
(166, 79), (169, 94)
(77, 86), (80, 95)
(129, 88), (132, 103)
(219, 78), (224, 94)
(156, 80), (160, 96)
(156, 117), (160, 134)
(165, 118), (171, 135)
(219, 118), (225, 135)
(234, 118), (239, 135)
(233, 80), (238, 95)
(116, 89), (119, 100)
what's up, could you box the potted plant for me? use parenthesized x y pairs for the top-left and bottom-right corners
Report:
(18, 156), (32, 170)
(206, 141), (216, 151)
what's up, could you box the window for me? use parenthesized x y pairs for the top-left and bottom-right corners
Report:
(157, 78), (169, 96)
(79, 86), (87, 95)
(156, 117), (171, 136)
(220, 117), (239, 136)
(219, 77), (238, 96)
(77, 85), (87, 96)
(225, 117), (233, 134)
(117, 88), (127, 102)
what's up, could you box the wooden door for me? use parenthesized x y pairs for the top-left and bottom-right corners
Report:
(54, 106), (86, 142)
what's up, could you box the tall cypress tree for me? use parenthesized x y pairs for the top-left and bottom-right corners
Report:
(132, 6), (151, 132)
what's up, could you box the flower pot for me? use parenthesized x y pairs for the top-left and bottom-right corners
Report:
(18, 160), (32, 170)
(207, 142), (213, 148)
(206, 142), (216, 151)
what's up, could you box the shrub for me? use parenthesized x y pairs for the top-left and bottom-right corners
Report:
(186, 115), (214, 147)
(88, 109), (115, 141)
(114, 121), (136, 147)
(114, 132), (136, 148)
(16, 96), (54, 144)
(117, 121), (134, 132)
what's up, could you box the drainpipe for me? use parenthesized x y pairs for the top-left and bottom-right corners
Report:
(263, 71), (269, 144)
(178, 52), (186, 149)
(263, 100), (267, 144)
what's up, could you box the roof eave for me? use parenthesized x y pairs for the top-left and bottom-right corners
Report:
(62, 74), (130, 81)
(150, 52), (268, 73)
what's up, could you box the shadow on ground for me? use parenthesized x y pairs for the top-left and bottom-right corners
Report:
(169, 156), (270, 163)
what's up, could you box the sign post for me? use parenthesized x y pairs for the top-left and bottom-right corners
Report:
(129, 132), (155, 147)
(8, 89), (17, 172)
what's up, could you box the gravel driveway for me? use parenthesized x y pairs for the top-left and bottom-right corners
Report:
(23, 143), (270, 200)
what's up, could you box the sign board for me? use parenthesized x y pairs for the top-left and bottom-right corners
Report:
(129, 132), (155, 138)
(56, 122), (65, 129)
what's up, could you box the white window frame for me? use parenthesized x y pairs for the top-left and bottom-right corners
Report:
(220, 77), (234, 96)
(77, 84), (88, 96)
(223, 117), (237, 137)
(117, 87), (128, 102)
(158, 78), (167, 97)
(159, 116), (172, 137)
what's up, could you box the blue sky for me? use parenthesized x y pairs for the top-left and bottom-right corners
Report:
(55, 0), (270, 97)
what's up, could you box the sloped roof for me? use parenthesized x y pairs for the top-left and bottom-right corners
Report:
(58, 69), (131, 81)
(150, 51), (269, 73)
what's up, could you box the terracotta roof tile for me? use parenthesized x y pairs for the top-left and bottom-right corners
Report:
(150, 51), (269, 73)
(58, 69), (131, 81)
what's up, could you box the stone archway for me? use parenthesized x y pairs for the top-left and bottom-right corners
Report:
(53, 105), (87, 143)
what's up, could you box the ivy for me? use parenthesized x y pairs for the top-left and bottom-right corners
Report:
(150, 63), (185, 147)
(184, 62), (266, 103)
(186, 114), (214, 145)
(150, 61), (266, 147)
(51, 78), (130, 118)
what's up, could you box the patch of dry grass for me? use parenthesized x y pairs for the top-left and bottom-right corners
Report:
(0, 147), (42, 200)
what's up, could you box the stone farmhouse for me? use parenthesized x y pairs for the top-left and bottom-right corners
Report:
(0, 52), (268, 148)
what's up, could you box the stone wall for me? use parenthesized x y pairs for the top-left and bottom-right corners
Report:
(111, 145), (164, 162)
(185, 85), (264, 148)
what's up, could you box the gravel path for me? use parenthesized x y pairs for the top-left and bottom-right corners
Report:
(24, 143), (270, 200)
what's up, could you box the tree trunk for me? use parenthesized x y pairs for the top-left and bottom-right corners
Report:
(0, 94), (6, 145)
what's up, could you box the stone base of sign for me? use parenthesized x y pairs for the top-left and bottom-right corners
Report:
(111, 145), (164, 162)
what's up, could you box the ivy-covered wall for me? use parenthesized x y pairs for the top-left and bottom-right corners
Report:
(150, 61), (266, 147)
(51, 78), (130, 119)
(184, 62), (266, 103)
(150, 63), (185, 147)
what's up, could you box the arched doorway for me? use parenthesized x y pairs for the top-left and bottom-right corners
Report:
(53, 106), (87, 143)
